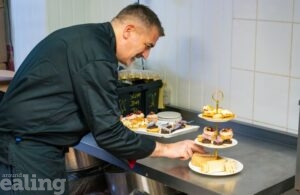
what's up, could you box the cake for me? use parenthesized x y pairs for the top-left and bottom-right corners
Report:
(219, 128), (233, 144)
(202, 105), (215, 117)
(146, 123), (160, 133)
(199, 126), (218, 144)
(213, 135), (224, 145)
(202, 105), (235, 119)
(134, 110), (145, 122)
(121, 112), (148, 130)
(191, 153), (237, 174)
(220, 109), (234, 118)
(146, 111), (158, 123)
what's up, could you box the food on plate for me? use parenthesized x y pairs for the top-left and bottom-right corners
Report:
(134, 110), (145, 121)
(197, 126), (234, 145)
(125, 113), (137, 121)
(212, 113), (223, 119)
(213, 135), (224, 145)
(121, 111), (148, 130)
(146, 111), (158, 123)
(146, 123), (160, 133)
(160, 120), (187, 134)
(191, 153), (237, 174)
(219, 128), (234, 144)
(202, 105), (216, 117)
(201, 105), (235, 119)
(198, 126), (218, 144)
(220, 109), (234, 118)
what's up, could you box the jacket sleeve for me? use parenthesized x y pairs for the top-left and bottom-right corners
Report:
(70, 60), (156, 159)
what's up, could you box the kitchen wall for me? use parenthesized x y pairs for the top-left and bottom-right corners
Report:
(144, 0), (300, 134)
(9, 0), (300, 134)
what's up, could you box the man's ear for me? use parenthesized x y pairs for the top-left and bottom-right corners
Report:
(123, 24), (135, 39)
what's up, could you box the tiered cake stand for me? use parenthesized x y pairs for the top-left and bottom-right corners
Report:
(190, 90), (243, 176)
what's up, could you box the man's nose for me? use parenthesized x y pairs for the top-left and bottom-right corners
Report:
(142, 49), (150, 59)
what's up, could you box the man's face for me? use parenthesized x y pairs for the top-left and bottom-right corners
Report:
(118, 25), (160, 66)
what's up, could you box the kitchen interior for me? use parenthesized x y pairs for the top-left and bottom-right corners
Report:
(1, 0), (300, 195)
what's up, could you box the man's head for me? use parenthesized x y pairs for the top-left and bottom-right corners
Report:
(111, 4), (165, 66)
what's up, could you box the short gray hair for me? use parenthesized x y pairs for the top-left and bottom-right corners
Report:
(113, 3), (165, 37)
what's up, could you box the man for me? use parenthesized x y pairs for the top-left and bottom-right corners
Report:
(0, 4), (205, 195)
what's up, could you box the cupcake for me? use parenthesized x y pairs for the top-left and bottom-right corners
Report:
(146, 112), (158, 123)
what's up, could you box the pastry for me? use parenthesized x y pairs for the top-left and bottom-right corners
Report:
(125, 113), (137, 121)
(213, 135), (224, 145)
(212, 113), (223, 119)
(201, 126), (218, 143)
(191, 153), (238, 174)
(146, 111), (158, 123)
(220, 109), (234, 118)
(121, 112), (148, 130)
(219, 128), (233, 144)
(146, 123), (160, 133)
(202, 105), (215, 117)
(134, 110), (145, 122)
(202, 105), (235, 119)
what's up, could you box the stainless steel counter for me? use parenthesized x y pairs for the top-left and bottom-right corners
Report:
(75, 108), (297, 195)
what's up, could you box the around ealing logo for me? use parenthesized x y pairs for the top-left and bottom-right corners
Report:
(1, 173), (66, 195)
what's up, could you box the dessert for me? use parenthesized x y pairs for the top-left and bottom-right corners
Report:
(146, 111), (158, 123)
(121, 112), (148, 130)
(146, 123), (160, 133)
(219, 128), (233, 144)
(191, 153), (237, 174)
(220, 109), (234, 118)
(212, 113), (223, 119)
(213, 135), (224, 145)
(198, 126), (217, 144)
(134, 110), (145, 122)
(161, 120), (187, 134)
(202, 105), (215, 117)
(201, 105), (235, 119)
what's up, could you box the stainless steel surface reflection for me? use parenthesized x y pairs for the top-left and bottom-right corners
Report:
(65, 147), (103, 172)
(104, 165), (180, 195)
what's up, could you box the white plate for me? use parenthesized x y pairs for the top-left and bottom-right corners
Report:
(194, 138), (238, 149)
(189, 158), (243, 176)
(157, 111), (181, 119)
(133, 125), (199, 138)
(198, 114), (236, 123)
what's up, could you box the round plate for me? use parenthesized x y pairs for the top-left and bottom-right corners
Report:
(189, 157), (243, 176)
(198, 114), (236, 122)
(194, 138), (238, 149)
(157, 111), (181, 119)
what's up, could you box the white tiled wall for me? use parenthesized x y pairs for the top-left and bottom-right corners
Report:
(231, 0), (300, 133)
(144, 0), (300, 134)
(10, 0), (300, 134)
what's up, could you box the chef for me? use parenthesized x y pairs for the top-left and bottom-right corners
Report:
(0, 4), (205, 195)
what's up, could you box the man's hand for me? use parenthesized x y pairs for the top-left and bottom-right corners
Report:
(150, 140), (206, 160)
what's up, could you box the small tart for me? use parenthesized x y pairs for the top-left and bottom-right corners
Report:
(134, 110), (145, 118)
(203, 126), (217, 136)
(146, 111), (158, 123)
(126, 113), (136, 120)
(219, 128), (233, 140)
(146, 124), (160, 133)
(213, 135), (224, 145)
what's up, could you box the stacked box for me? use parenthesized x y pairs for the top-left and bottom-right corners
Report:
(117, 80), (162, 116)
